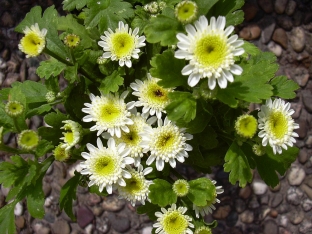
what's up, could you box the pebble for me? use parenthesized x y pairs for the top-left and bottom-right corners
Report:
(261, 194), (270, 205)
(240, 210), (254, 224)
(260, 17), (276, 44)
(280, 215), (289, 227)
(268, 41), (283, 57)
(248, 196), (260, 209)
(264, 220), (278, 233)
(290, 102), (302, 119)
(259, 206), (271, 220)
(299, 219), (312, 233)
(44, 212), (55, 223)
(212, 205), (231, 219)
(142, 226), (153, 234)
(96, 217), (110, 234)
(285, 0), (297, 15)
(15, 216), (25, 229)
(108, 213), (131, 233)
(52, 219), (71, 234)
(300, 184), (312, 200)
(14, 202), (23, 216)
(270, 209), (278, 218)
(306, 136), (312, 148)
(302, 198), (312, 211)
(275, 0), (288, 14)
(288, 166), (306, 185)
(239, 25), (261, 41)
(84, 224), (93, 234)
(32, 222), (51, 234)
(77, 206), (94, 228)
(257, 0), (273, 13)
(287, 67), (309, 87)
(295, 118), (307, 139)
(91, 205), (104, 216)
(226, 211), (238, 227)
(277, 15), (293, 31)
(279, 227), (292, 234)
(235, 199), (246, 213)
(44, 196), (54, 207)
(88, 193), (102, 206)
(1, 186), (10, 197)
(289, 209), (305, 224)
(239, 185), (252, 199)
(298, 149), (309, 164)
(287, 187), (304, 205)
(272, 28), (288, 49)
(270, 194), (284, 208)
(252, 180), (268, 195)
(102, 196), (125, 212)
(290, 27), (306, 52)
(242, 2), (259, 21)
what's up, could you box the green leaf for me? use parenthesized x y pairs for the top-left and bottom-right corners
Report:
(63, 0), (87, 11)
(85, 0), (134, 33)
(0, 202), (16, 234)
(64, 64), (78, 83)
(44, 111), (68, 129)
(253, 146), (299, 187)
(187, 178), (217, 206)
(270, 75), (299, 99)
(241, 41), (261, 58)
(27, 176), (45, 218)
(60, 172), (82, 220)
(35, 140), (54, 157)
(136, 201), (159, 221)
(150, 50), (187, 88)
(216, 52), (276, 107)
(224, 142), (253, 187)
(144, 14), (183, 46)
(195, 0), (219, 16)
(11, 80), (48, 103)
(0, 104), (14, 130)
(26, 104), (52, 118)
(148, 179), (177, 207)
(165, 92), (196, 123)
(36, 59), (67, 79)
(131, 6), (150, 32)
(99, 71), (124, 94)
(15, 6), (43, 33)
(197, 126), (218, 150)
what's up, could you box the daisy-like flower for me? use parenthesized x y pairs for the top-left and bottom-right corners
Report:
(258, 98), (299, 154)
(104, 110), (157, 166)
(82, 91), (133, 137)
(172, 179), (190, 197)
(235, 114), (257, 138)
(117, 164), (153, 206)
(18, 130), (39, 150)
(140, 117), (193, 171)
(18, 23), (47, 58)
(193, 180), (224, 218)
(64, 34), (80, 48)
(5, 101), (24, 117)
(98, 21), (146, 68)
(194, 226), (212, 234)
(80, 138), (134, 194)
(53, 144), (71, 162)
(60, 120), (82, 150)
(128, 73), (174, 119)
(175, 1), (198, 24)
(175, 15), (244, 90)
(154, 204), (194, 234)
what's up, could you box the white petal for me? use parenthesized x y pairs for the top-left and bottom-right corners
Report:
(230, 64), (243, 75)
(188, 73), (200, 87)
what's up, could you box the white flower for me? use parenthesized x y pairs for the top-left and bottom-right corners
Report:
(127, 73), (174, 119)
(193, 180), (224, 218)
(60, 120), (82, 150)
(153, 204), (194, 234)
(18, 23), (47, 58)
(103, 109), (157, 167)
(98, 21), (146, 68)
(80, 138), (134, 194)
(117, 164), (153, 206)
(258, 98), (299, 154)
(82, 91), (133, 137)
(175, 15), (244, 90)
(140, 117), (193, 171)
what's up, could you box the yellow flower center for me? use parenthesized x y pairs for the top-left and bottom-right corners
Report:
(93, 155), (116, 177)
(122, 173), (144, 195)
(194, 35), (227, 69)
(99, 102), (122, 123)
(173, 180), (189, 197)
(19, 131), (39, 149)
(175, 1), (197, 23)
(111, 32), (135, 59)
(268, 110), (288, 140)
(155, 131), (175, 149)
(146, 83), (169, 103)
(64, 131), (74, 144)
(235, 115), (257, 138)
(20, 32), (45, 56)
(121, 129), (140, 146)
(162, 211), (188, 234)
(64, 34), (80, 48)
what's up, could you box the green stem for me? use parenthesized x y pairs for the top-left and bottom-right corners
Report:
(43, 47), (74, 66)
(171, 169), (186, 180)
(0, 144), (29, 154)
(12, 118), (21, 133)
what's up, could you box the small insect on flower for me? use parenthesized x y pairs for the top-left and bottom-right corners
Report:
(98, 21), (146, 68)
(18, 23), (47, 58)
(18, 130), (40, 150)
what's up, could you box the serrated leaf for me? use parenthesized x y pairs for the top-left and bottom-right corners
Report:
(270, 75), (299, 99)
(136, 201), (159, 221)
(26, 104), (52, 118)
(187, 178), (216, 206)
(35, 140), (54, 157)
(241, 41), (261, 58)
(11, 80), (48, 103)
(63, 0), (87, 11)
(195, 0), (219, 16)
(144, 14), (183, 46)
(216, 52), (276, 107)
(131, 6), (150, 32)
(165, 92), (196, 122)
(27, 176), (45, 218)
(148, 179), (177, 207)
(44, 111), (68, 129)
(99, 71), (124, 94)
(0, 202), (16, 234)
(60, 172), (81, 220)
(150, 50), (187, 88)
(64, 64), (78, 83)
(85, 0), (134, 33)
(197, 126), (218, 150)
(224, 142), (253, 187)
(0, 104), (14, 130)
(36, 59), (67, 79)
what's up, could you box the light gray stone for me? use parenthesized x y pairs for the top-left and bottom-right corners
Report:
(302, 198), (312, 211)
(268, 41), (283, 57)
(252, 180), (268, 195)
(290, 27), (305, 52)
(14, 202), (23, 216)
(288, 166), (305, 185)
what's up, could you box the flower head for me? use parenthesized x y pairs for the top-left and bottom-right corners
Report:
(80, 138), (134, 194)
(18, 130), (39, 150)
(117, 164), (153, 206)
(60, 120), (82, 150)
(194, 226), (212, 234)
(18, 23), (47, 58)
(45, 91), (56, 103)
(153, 204), (194, 234)
(64, 34), (80, 48)
(175, 15), (244, 90)
(193, 180), (224, 218)
(173, 179), (190, 197)
(252, 144), (265, 156)
(175, 1), (198, 24)
(98, 21), (146, 68)
(140, 117), (193, 171)
(53, 144), (71, 162)
(5, 101), (24, 117)
(128, 73), (174, 119)
(235, 114), (257, 138)
(258, 98), (299, 154)
(82, 91), (133, 137)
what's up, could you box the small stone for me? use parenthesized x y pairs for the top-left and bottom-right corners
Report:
(239, 25), (261, 41)
(257, 0), (273, 13)
(226, 211), (238, 227)
(242, 2), (259, 21)
(300, 184), (312, 200)
(275, 0), (288, 14)
(279, 227), (292, 234)
(280, 215), (288, 227)
(44, 196), (54, 207)
(96, 217), (110, 234)
(277, 15), (293, 31)
(288, 166), (305, 185)
(15, 216), (25, 229)
(287, 187), (303, 205)
(77, 206), (94, 228)
(43, 182), (52, 197)
(108, 213), (131, 233)
(285, 0), (297, 15)
(14, 202), (23, 216)
(277, 203), (289, 214)
(240, 210), (254, 224)
(88, 193), (101, 206)
(102, 195), (125, 212)
(0, 12), (14, 27)
(212, 205), (231, 219)
(91, 205), (103, 216)
(299, 219), (312, 233)
(286, 67), (309, 87)
(270, 209), (278, 218)
(44, 212), (55, 223)
(290, 27), (305, 52)
(267, 41), (283, 57)
(32, 222), (51, 234)
(46, 164), (53, 175)
(1, 186), (10, 197)
(85, 224), (93, 234)
(2, 73), (20, 87)
(293, 10), (303, 26)
(295, 118), (307, 139)
(142, 226), (153, 234)
(289, 209), (304, 224)
(290, 103), (302, 119)
(259, 206), (271, 220)
(305, 136), (312, 148)
(270, 194), (284, 208)
(260, 17), (276, 44)
(263, 220), (278, 234)
(52, 219), (71, 234)
(235, 199), (246, 213)
(299, 149), (309, 164)
(261, 194), (270, 205)
(239, 185), (252, 199)
(302, 198), (312, 211)
(252, 180), (268, 195)
(248, 196), (260, 209)
(272, 28), (288, 48)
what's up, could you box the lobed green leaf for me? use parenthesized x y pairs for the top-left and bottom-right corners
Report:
(187, 178), (217, 206)
(270, 75), (299, 99)
(149, 179), (177, 207)
(99, 71), (124, 95)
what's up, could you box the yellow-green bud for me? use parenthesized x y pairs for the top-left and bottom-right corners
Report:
(18, 130), (39, 150)
(252, 144), (266, 156)
(172, 179), (190, 197)
(5, 101), (24, 117)
(53, 144), (71, 162)
(195, 226), (212, 234)
(64, 34), (80, 48)
(45, 91), (56, 103)
(235, 114), (258, 138)
(175, 1), (198, 24)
